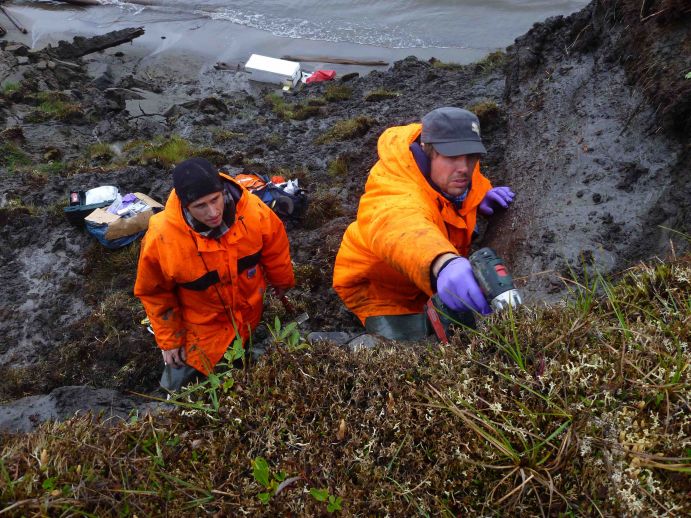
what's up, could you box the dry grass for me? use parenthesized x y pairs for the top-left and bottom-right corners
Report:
(0, 255), (689, 515)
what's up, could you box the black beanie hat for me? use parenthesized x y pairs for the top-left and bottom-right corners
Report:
(172, 157), (224, 206)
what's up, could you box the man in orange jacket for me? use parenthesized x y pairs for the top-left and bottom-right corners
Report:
(333, 107), (514, 340)
(135, 157), (295, 391)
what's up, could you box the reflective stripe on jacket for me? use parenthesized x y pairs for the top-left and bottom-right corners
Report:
(332, 123), (491, 324)
(134, 174), (294, 374)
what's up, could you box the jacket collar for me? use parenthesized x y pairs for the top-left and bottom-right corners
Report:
(376, 123), (486, 224)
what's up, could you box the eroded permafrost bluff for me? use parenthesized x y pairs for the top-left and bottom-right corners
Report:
(0, 0), (689, 514)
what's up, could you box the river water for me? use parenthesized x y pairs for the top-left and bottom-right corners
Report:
(5, 0), (588, 69)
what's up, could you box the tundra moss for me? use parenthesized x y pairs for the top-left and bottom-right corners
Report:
(468, 100), (502, 128)
(27, 91), (83, 122)
(124, 136), (222, 168)
(431, 59), (463, 71)
(302, 190), (344, 228)
(87, 142), (116, 162)
(0, 143), (31, 170)
(324, 84), (352, 102)
(315, 116), (376, 144)
(476, 50), (506, 74)
(213, 129), (245, 143)
(265, 93), (321, 121)
(35, 161), (67, 175)
(1, 82), (20, 95)
(364, 88), (400, 102)
(0, 256), (689, 515)
(327, 156), (349, 178)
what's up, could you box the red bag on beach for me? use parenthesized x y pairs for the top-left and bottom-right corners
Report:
(306, 70), (336, 84)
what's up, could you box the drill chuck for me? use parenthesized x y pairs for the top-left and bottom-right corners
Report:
(469, 247), (522, 312)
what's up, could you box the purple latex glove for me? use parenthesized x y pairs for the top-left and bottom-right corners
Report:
(478, 186), (515, 216)
(437, 257), (492, 314)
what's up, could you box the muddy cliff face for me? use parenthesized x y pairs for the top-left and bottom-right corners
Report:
(484, 0), (690, 299)
(0, 0), (688, 429)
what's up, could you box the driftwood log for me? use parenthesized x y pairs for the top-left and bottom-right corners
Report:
(281, 55), (388, 67)
(0, 5), (27, 34)
(44, 27), (145, 60)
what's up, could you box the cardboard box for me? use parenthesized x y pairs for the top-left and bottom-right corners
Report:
(245, 54), (301, 87)
(84, 192), (163, 240)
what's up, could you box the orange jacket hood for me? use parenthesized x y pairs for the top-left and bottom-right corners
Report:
(135, 173), (294, 373)
(333, 123), (492, 323)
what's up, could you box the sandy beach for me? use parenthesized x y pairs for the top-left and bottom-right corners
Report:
(1, 1), (501, 81)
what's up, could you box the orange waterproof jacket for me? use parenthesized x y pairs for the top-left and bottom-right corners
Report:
(332, 123), (491, 324)
(134, 174), (294, 374)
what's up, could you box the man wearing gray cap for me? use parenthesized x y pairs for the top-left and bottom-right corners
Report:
(332, 107), (514, 340)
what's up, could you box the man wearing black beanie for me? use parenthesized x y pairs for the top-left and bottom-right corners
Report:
(135, 157), (295, 391)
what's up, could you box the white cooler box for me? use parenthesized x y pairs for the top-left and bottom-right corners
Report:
(245, 54), (301, 87)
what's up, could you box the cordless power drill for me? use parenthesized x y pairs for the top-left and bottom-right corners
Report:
(426, 247), (522, 342)
(468, 247), (523, 311)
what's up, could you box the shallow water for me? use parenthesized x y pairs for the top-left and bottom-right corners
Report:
(6, 0), (588, 69)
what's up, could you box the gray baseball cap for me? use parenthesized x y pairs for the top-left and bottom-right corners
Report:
(421, 107), (486, 157)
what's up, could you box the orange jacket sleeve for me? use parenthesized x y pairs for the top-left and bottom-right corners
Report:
(356, 186), (458, 296)
(134, 232), (187, 351)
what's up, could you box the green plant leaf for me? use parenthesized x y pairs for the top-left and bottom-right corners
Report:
(258, 492), (270, 504)
(42, 477), (56, 491)
(310, 487), (329, 502)
(685, 71), (691, 79)
(327, 495), (342, 512)
(252, 457), (270, 487)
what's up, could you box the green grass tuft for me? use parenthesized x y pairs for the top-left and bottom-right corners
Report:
(364, 88), (400, 102)
(476, 50), (506, 74)
(315, 116), (376, 144)
(213, 129), (245, 143)
(431, 59), (464, 71)
(324, 84), (352, 102)
(0, 143), (31, 171)
(327, 156), (349, 178)
(467, 100), (502, 129)
(265, 93), (322, 120)
(26, 91), (84, 122)
(1, 82), (20, 95)
(87, 143), (116, 162)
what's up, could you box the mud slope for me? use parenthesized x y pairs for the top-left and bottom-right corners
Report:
(0, 0), (688, 430)
(484, 0), (690, 299)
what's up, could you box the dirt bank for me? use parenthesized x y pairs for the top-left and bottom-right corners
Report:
(0, 0), (688, 431)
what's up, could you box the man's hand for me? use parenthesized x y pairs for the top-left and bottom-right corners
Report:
(478, 186), (515, 216)
(162, 347), (186, 369)
(436, 257), (492, 314)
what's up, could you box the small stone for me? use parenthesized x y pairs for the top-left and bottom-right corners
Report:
(47, 61), (57, 70)
(307, 331), (351, 345)
(16, 56), (29, 65)
(36, 61), (48, 70)
(6, 44), (29, 56)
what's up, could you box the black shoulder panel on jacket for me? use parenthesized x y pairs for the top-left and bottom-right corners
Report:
(238, 250), (262, 274)
(179, 270), (220, 291)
